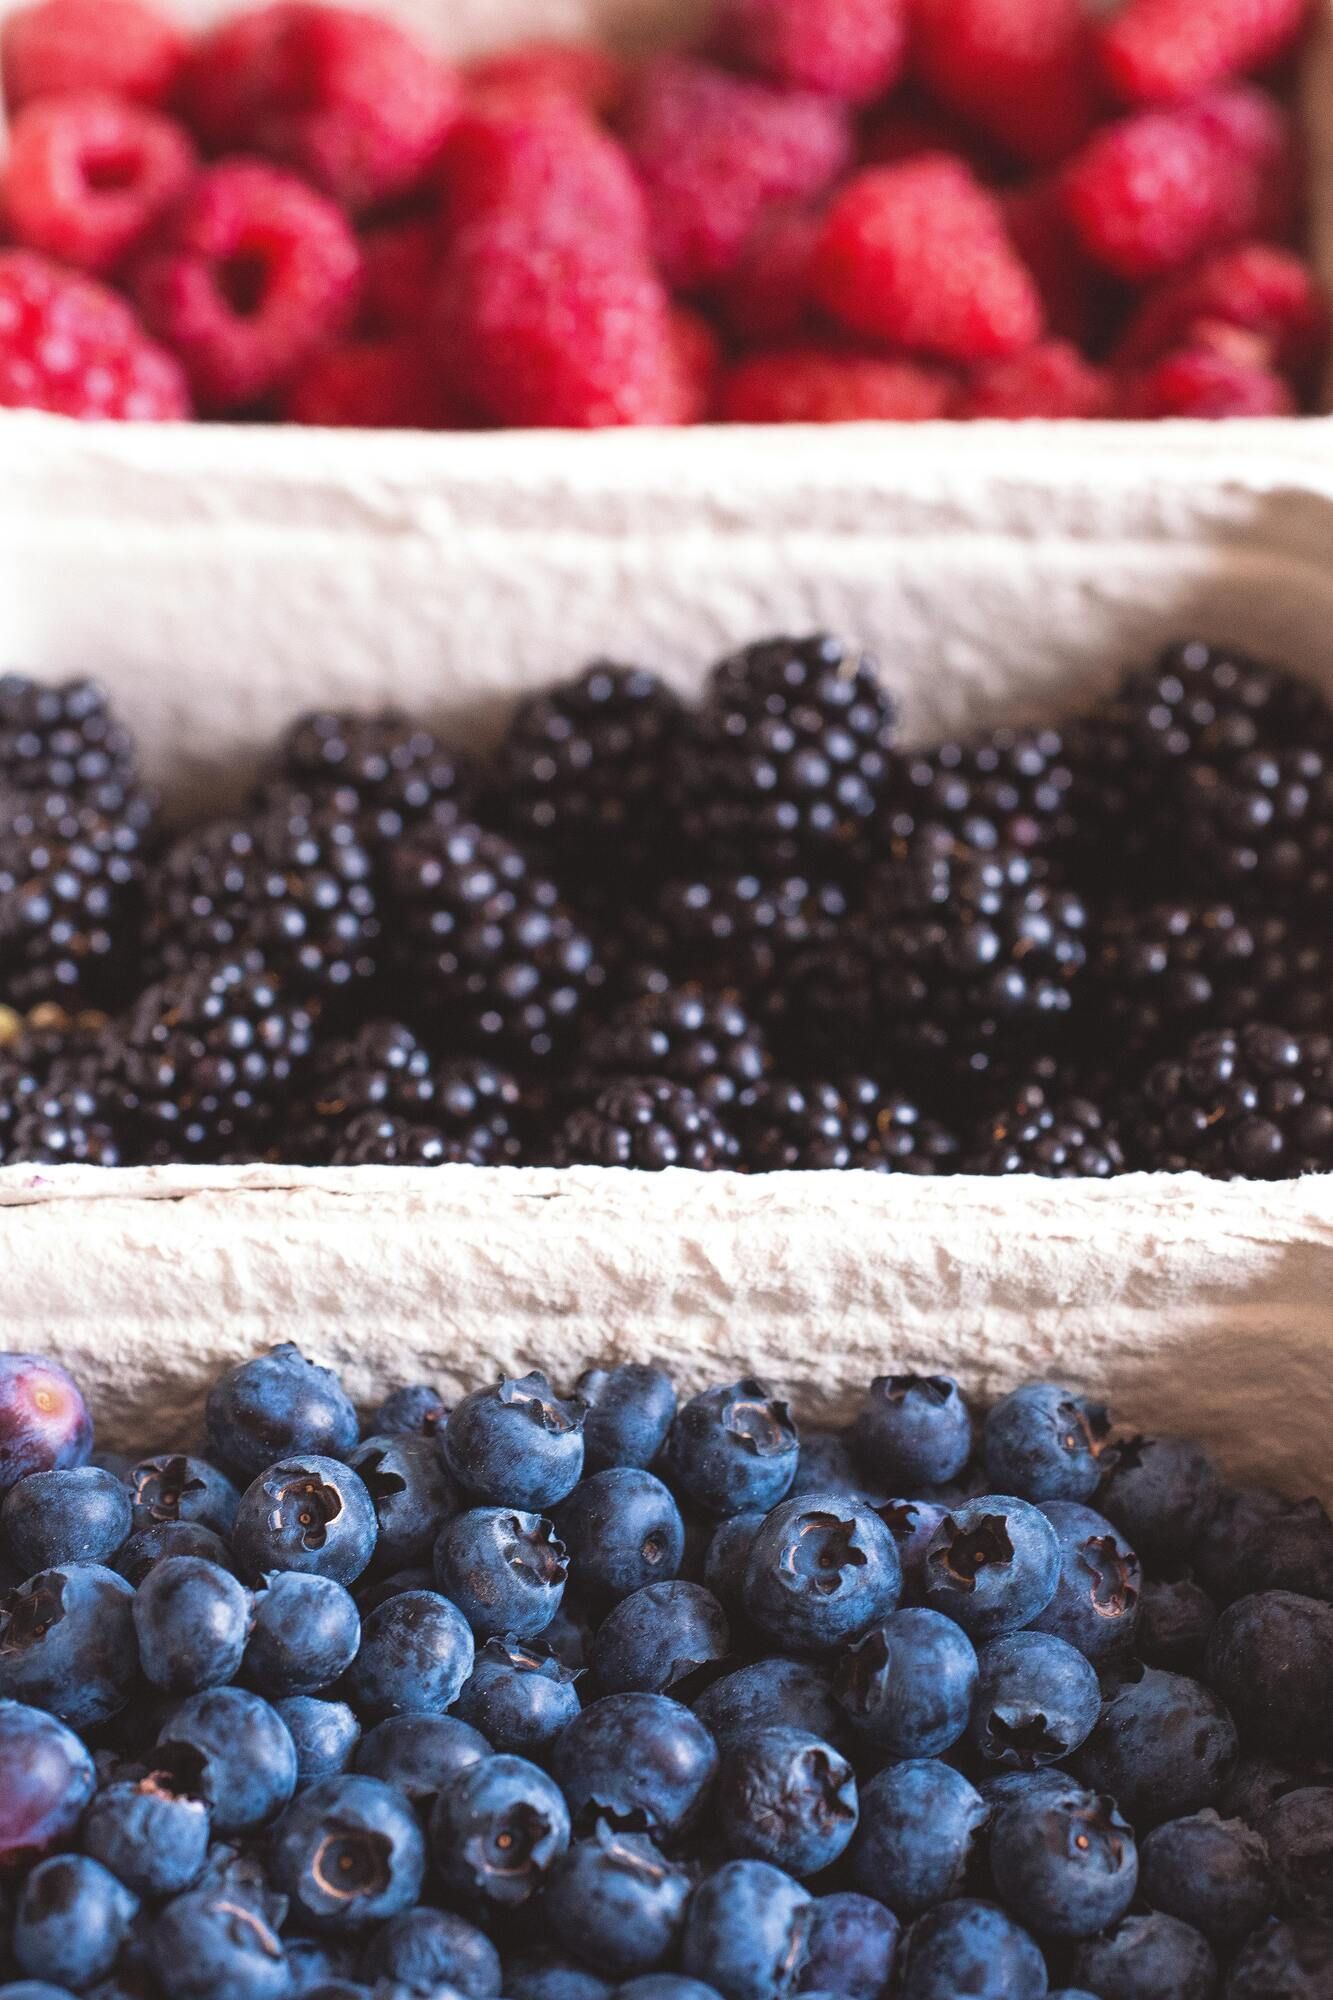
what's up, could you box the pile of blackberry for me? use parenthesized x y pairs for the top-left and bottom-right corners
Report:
(3, 633), (1333, 1179)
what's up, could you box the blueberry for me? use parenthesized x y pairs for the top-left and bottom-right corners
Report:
(693, 1660), (845, 1752)
(1077, 1665), (1238, 1825)
(244, 1572), (362, 1698)
(1262, 1789), (1333, 1921)
(433, 1508), (567, 1639)
(1223, 1757), (1314, 1826)
(551, 1693), (717, 1840)
(289, 1942), (362, 1997)
(848, 1760), (986, 1918)
(852, 1377), (971, 1492)
(364, 1909), (500, 1997)
(348, 1435), (458, 1572)
(615, 1984), (720, 2000)
(743, 1492), (901, 1655)
(1070, 1911), (1217, 2000)
(430, 1753), (570, 1909)
(206, 1342), (359, 1484)
(133, 1557), (252, 1696)
(967, 1631), (1100, 1770)
(374, 1384), (448, 1439)
(0, 1564), (137, 1727)
(443, 1373), (586, 1511)
(270, 1774), (425, 1931)
(680, 1859), (812, 2000)
(922, 1496), (1060, 1642)
(989, 1783), (1137, 1938)
(1, 1468), (132, 1572)
(147, 1878), (291, 2000)
(1225, 1917), (1333, 1998)
(1136, 1574), (1216, 1673)
(873, 1500), (948, 1605)
(544, 1823), (692, 1974)
(1206, 1592), (1333, 1759)
(704, 1514), (766, 1613)
(126, 1455), (240, 1538)
(356, 1568), (435, 1617)
(304, 1982), (369, 1999)
(508, 1955), (613, 2000)
(833, 1607), (977, 1759)
(115, 1522), (236, 1586)
(1236, 1500), (1333, 1603)
(276, 1697), (360, 1784)
(1139, 1810), (1275, 1948)
(1028, 1501), (1142, 1664)
(0, 1357), (93, 1493)
(665, 1382), (798, 1518)
(353, 1712), (488, 1810)
(578, 1367), (677, 1474)
(343, 1590), (473, 1720)
(0, 1986), (80, 1999)
(12, 1855), (137, 1989)
(451, 1636), (582, 1753)
(983, 1385), (1112, 1504)
(82, 1747), (211, 1896)
(233, 1457), (377, 1586)
(976, 1767), (1074, 1813)
(1099, 1433), (1220, 1564)
(716, 1727), (857, 1877)
(556, 1470), (685, 1605)
(592, 1582), (730, 1697)
(157, 1687), (297, 1833)
(1192, 1487), (1285, 1604)
(897, 1900), (1046, 2000)
(799, 1893), (899, 2000)
(789, 1431), (865, 1500)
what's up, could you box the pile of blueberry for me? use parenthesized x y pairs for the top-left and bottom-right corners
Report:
(0, 1345), (1330, 2000)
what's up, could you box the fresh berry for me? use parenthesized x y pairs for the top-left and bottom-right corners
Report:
(742, 1490), (901, 1652)
(270, 1771), (426, 1929)
(430, 1753), (571, 1911)
(0, 1700), (96, 1870)
(966, 1629), (1102, 1770)
(591, 1579), (730, 1697)
(1127, 1024), (1333, 1177)
(545, 1821), (691, 1974)
(555, 1466), (685, 1604)
(433, 1506), (568, 1640)
(10, 1851), (138, 1990)
(1115, 243), (1330, 385)
(131, 1554), (253, 1696)
(1139, 1810), (1276, 1948)
(276, 706), (475, 851)
(1028, 1500), (1142, 1663)
(242, 1569), (361, 1699)
(0, 1355), (92, 1495)
(452, 1636), (582, 1754)
(301, 1024), (524, 1168)
(551, 1078), (738, 1171)
(913, 0), (1098, 166)
(443, 1371), (586, 1512)
(583, 987), (769, 1111)
(982, 1383), (1112, 1502)
(1099, 1431), (1220, 1561)
(1119, 343), (1298, 416)
(801, 1894), (901, 2000)
(923, 1495), (1061, 1640)
(896, 1898), (1048, 2000)
(1070, 1911), (1219, 2000)
(278, 1692), (360, 1782)
(147, 1873), (290, 1999)
(714, 1726), (858, 1878)
(1, 791), (154, 1012)
(354, 1711), (488, 1812)
(883, 726), (1077, 855)
(365, 1905), (503, 1995)
(1, 0), (185, 109)
(716, 0), (909, 103)
(550, 1691), (718, 1840)
(464, 39), (628, 120)
(1076, 1664), (1238, 1824)
(0, 1562), (137, 1727)
(694, 1657), (845, 1752)
(348, 1431), (457, 1570)
(232, 1452), (377, 1584)
(1098, 0), (1312, 107)
(848, 1761), (988, 1918)
(284, 334), (454, 429)
(953, 342), (1113, 419)
(0, 1463), (131, 1572)
(717, 205), (821, 345)
(834, 1608), (978, 1760)
(440, 98), (648, 251)
(0, 675), (139, 810)
(990, 1784), (1138, 1939)
(205, 1341), (358, 1483)
(666, 1378), (798, 1517)
(2, 94), (196, 277)
(853, 1376), (972, 1490)
(343, 1587), (475, 1721)
(0, 249), (189, 418)
(679, 1859), (813, 2000)
(964, 1080), (1125, 1177)
(718, 348), (953, 423)
(1206, 1590), (1333, 1759)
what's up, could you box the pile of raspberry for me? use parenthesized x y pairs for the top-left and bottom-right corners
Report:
(0, 0), (1327, 426)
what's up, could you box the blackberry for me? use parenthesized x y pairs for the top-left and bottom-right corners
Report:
(329, 1109), (521, 1167)
(1126, 1024), (1333, 1178)
(964, 1079), (1125, 1178)
(0, 675), (140, 811)
(1093, 902), (1333, 1055)
(581, 985), (769, 1110)
(882, 727), (1076, 856)
(1177, 747), (1333, 907)
(673, 634), (899, 866)
(297, 1021), (525, 1166)
(550, 1078), (737, 1171)
(643, 871), (851, 995)
(389, 821), (604, 1064)
(0, 1008), (130, 1166)
(275, 708), (476, 852)
(1, 790), (155, 1010)
(736, 1076), (959, 1174)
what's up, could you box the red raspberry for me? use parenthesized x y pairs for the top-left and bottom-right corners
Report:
(717, 203), (822, 342)
(284, 335), (455, 427)
(1119, 343), (1297, 416)
(2, 93), (196, 277)
(439, 99), (647, 252)
(667, 307), (722, 423)
(1, 0), (184, 109)
(463, 40), (629, 120)
(813, 157), (1045, 361)
(1115, 243), (1329, 382)
(133, 158), (362, 414)
(620, 56), (852, 290)
(434, 216), (679, 429)
(1061, 87), (1296, 281)
(0, 248), (189, 418)
(952, 340), (1114, 418)
(1002, 180), (1113, 348)
(178, 3), (462, 214)
(912, 0), (1098, 167)
(716, 0), (909, 104)
(717, 346), (953, 421)
(358, 213), (441, 334)
(1098, 0), (1312, 107)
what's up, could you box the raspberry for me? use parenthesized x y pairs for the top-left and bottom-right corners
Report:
(913, 0), (1098, 167)
(717, 347), (953, 422)
(859, 95), (1003, 177)
(439, 99), (648, 253)
(133, 158), (362, 415)
(813, 158), (1045, 361)
(1098, 0), (1312, 107)
(1115, 243), (1330, 384)
(718, 204), (821, 343)
(953, 340), (1113, 419)
(463, 40), (629, 120)
(357, 213), (441, 335)
(0, 249), (189, 418)
(716, 0), (910, 104)
(1002, 181), (1111, 348)
(1, 0), (184, 110)
(284, 336), (455, 428)
(179, 2), (462, 214)
(1118, 344), (1297, 417)
(620, 55), (851, 290)
(667, 308), (721, 424)
(2, 94), (196, 278)
(1061, 88), (1296, 282)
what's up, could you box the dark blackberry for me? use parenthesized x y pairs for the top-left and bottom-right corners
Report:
(0, 790), (155, 1010)
(0, 1008), (130, 1166)
(1177, 747), (1333, 907)
(388, 821), (604, 1064)
(642, 871), (851, 995)
(1126, 1023), (1333, 1178)
(736, 1075), (959, 1174)
(550, 1077), (737, 1171)
(329, 1108), (520, 1167)
(298, 1021), (526, 1166)
(275, 708), (476, 851)
(144, 790), (380, 994)
(581, 984), (769, 1110)
(0, 675), (140, 811)
(1093, 902), (1333, 1054)
(673, 634), (899, 866)
(882, 727), (1076, 856)
(964, 1079), (1125, 1178)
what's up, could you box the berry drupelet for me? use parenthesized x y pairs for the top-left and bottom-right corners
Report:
(274, 706), (477, 855)
(0, 675), (140, 813)
(882, 725), (1077, 857)
(0, 790), (155, 1012)
(581, 984), (769, 1111)
(550, 1077), (738, 1171)
(1127, 1023), (1333, 1177)
(297, 1019), (526, 1166)
(964, 1078), (1124, 1178)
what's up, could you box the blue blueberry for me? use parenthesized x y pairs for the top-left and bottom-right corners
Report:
(286, 1935), (361, 1992)
(1136, 1575), (1217, 1673)
(873, 1500), (948, 1605)
(975, 1768), (1075, 1814)
(542, 1596), (596, 1672)
(799, 1893), (899, 2000)
(430, 1753), (570, 1909)
(12, 1856), (137, 1989)
(544, 1823), (692, 1974)
(556, 1471), (685, 1605)
(592, 1583), (730, 1697)
(1192, 1486), (1285, 1604)
(1223, 1756), (1312, 1825)
(509, 1957), (612, 2000)
(133, 1557), (252, 1696)
(847, 1761), (987, 1919)
(852, 1377), (971, 1492)
(897, 1901), (1046, 2000)
(578, 1367), (677, 1474)
(82, 1750), (211, 1896)
(680, 1860), (812, 2000)
(348, 1435), (457, 1572)
(205, 1342), (358, 1484)
(433, 1508), (567, 1639)
(788, 1431), (865, 1500)
(353, 1714), (489, 1811)
(743, 1492), (900, 1655)
(704, 1514), (765, 1613)
(126, 1455), (240, 1538)
(373, 1384), (448, 1439)
(615, 1983), (719, 2000)
(451, 1636), (581, 1752)
(1028, 1501), (1142, 1664)
(443, 1374), (586, 1511)
(244, 1572), (362, 1698)
(1070, 1912), (1217, 2000)
(276, 1697), (360, 1785)
(147, 1878), (291, 2000)
(270, 1774), (425, 1931)
(1139, 1810), (1275, 1948)
(1, 1468), (132, 1573)
(356, 1568), (434, 1617)
(1237, 1499), (1333, 1603)
(233, 1457), (377, 1586)
(967, 1631), (1100, 1770)
(716, 1727), (857, 1877)
(0, 1356), (92, 1494)
(1206, 1592), (1333, 1759)
(1076, 1665), (1238, 1825)
(114, 1522), (236, 1586)
(343, 1590), (473, 1720)
(833, 1607), (977, 1759)
(1263, 1789), (1333, 1921)
(363, 1909), (500, 1996)
(551, 1693), (717, 1840)
(157, 1687), (297, 1833)
(0, 1563), (136, 1727)
(0, 1986), (80, 1999)
(983, 1386), (1111, 1504)
(921, 1495), (1059, 1643)
(693, 1660), (845, 1752)
(1225, 1917), (1333, 1998)
(989, 1784), (1137, 1938)
(665, 1382), (798, 1518)
(1099, 1433), (1220, 1564)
